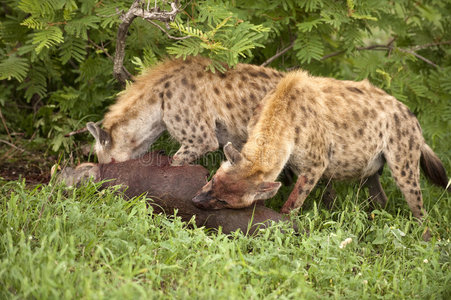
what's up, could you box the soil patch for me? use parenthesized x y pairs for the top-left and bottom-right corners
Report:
(0, 146), (56, 184)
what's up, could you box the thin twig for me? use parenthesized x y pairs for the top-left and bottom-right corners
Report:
(145, 19), (191, 40)
(321, 38), (396, 60)
(320, 37), (445, 68)
(320, 49), (346, 61)
(0, 147), (16, 161)
(411, 40), (451, 51)
(88, 38), (113, 60)
(0, 138), (27, 153)
(88, 38), (133, 80)
(398, 48), (439, 68)
(64, 120), (103, 137)
(261, 40), (295, 67)
(0, 108), (12, 143)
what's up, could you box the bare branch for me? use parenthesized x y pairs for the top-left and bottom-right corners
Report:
(319, 37), (445, 68)
(263, 37), (403, 64)
(113, 0), (181, 85)
(89, 38), (134, 80)
(398, 48), (439, 68)
(321, 38), (396, 60)
(129, 1), (180, 21)
(0, 108), (12, 143)
(145, 19), (192, 40)
(64, 120), (103, 138)
(113, 1), (139, 85)
(88, 38), (113, 60)
(411, 40), (451, 51)
(320, 49), (345, 61)
(261, 40), (295, 67)
(0, 139), (26, 153)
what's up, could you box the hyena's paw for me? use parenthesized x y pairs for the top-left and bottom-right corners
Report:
(171, 140), (218, 166)
(171, 152), (199, 166)
(170, 157), (188, 166)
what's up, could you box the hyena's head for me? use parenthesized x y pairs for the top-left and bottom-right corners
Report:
(87, 122), (126, 164)
(86, 122), (122, 164)
(192, 143), (281, 210)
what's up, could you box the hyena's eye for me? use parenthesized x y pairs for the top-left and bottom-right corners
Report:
(216, 198), (228, 205)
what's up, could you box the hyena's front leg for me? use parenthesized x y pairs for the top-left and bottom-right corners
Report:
(281, 162), (328, 214)
(170, 124), (219, 166)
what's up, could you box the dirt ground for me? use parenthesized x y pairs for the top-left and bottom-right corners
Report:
(0, 146), (55, 184)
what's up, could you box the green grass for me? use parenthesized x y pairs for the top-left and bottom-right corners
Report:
(1, 168), (450, 299)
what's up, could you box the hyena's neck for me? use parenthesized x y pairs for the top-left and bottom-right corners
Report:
(108, 95), (166, 157)
(239, 75), (297, 182)
(241, 135), (292, 182)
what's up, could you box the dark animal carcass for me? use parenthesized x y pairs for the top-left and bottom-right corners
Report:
(57, 151), (293, 235)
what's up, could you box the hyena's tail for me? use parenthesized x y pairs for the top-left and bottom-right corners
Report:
(420, 144), (450, 191)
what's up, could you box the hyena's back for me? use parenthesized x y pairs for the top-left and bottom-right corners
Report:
(275, 72), (425, 180)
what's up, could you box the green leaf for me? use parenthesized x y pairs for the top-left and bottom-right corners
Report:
(59, 37), (87, 64)
(0, 55), (29, 82)
(17, 65), (48, 102)
(65, 16), (100, 40)
(293, 33), (324, 63)
(20, 17), (46, 29)
(32, 26), (64, 53)
(297, 18), (325, 33)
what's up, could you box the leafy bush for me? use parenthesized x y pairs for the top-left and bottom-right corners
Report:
(0, 0), (450, 154)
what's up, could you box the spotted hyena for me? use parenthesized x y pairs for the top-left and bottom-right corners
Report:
(192, 70), (449, 239)
(87, 56), (386, 204)
(87, 56), (284, 166)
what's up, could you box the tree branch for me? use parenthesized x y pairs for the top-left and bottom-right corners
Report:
(88, 38), (113, 60)
(64, 120), (103, 137)
(113, 0), (181, 85)
(320, 37), (447, 68)
(0, 139), (27, 153)
(411, 40), (451, 51)
(321, 38), (396, 60)
(0, 108), (12, 143)
(261, 40), (295, 67)
(145, 19), (192, 40)
(398, 48), (439, 68)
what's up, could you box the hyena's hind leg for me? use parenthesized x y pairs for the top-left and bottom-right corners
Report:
(383, 145), (430, 240)
(320, 173), (387, 210)
(366, 172), (388, 208)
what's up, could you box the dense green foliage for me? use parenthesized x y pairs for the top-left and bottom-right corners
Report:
(1, 0), (450, 153)
(0, 179), (450, 298)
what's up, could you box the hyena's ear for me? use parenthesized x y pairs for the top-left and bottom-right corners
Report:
(254, 182), (281, 200)
(86, 122), (111, 148)
(224, 142), (242, 165)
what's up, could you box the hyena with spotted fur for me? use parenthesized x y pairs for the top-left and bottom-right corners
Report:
(87, 56), (284, 166)
(193, 70), (449, 240)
